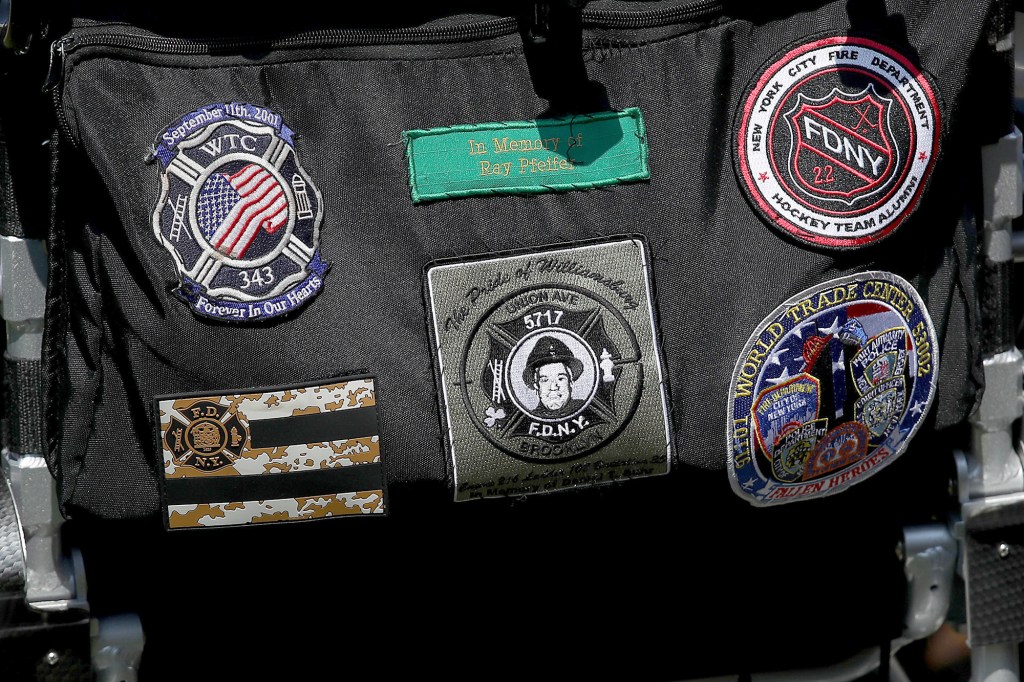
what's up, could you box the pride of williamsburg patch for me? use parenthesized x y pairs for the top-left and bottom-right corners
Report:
(150, 103), (329, 321)
(426, 238), (672, 502)
(735, 36), (940, 249)
(727, 272), (938, 506)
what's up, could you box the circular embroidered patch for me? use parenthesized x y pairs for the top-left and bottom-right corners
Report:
(150, 103), (329, 321)
(460, 282), (645, 464)
(735, 36), (940, 249)
(727, 272), (938, 505)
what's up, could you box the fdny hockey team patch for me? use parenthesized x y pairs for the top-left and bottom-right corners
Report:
(727, 272), (938, 505)
(150, 103), (329, 321)
(426, 238), (671, 502)
(735, 36), (940, 248)
(157, 376), (385, 529)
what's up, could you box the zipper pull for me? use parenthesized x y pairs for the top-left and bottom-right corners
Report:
(43, 37), (72, 92)
(520, 1), (604, 116)
(525, 3), (553, 44)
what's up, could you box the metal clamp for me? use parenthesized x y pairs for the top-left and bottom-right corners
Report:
(985, 129), (1023, 264)
(92, 615), (144, 682)
(968, 349), (1024, 498)
(5, 453), (83, 610)
(901, 524), (958, 641)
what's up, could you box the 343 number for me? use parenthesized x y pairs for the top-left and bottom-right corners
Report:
(239, 266), (275, 289)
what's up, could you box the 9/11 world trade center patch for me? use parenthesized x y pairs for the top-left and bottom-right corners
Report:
(735, 35), (940, 249)
(727, 272), (938, 506)
(426, 238), (672, 502)
(157, 376), (385, 528)
(150, 103), (329, 322)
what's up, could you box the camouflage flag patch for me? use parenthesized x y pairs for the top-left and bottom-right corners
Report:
(157, 376), (386, 528)
(426, 237), (672, 501)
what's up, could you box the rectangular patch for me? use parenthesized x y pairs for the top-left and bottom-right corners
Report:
(404, 109), (649, 203)
(157, 376), (386, 529)
(426, 237), (672, 501)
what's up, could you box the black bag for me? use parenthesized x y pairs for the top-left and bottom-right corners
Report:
(31, 0), (1010, 677)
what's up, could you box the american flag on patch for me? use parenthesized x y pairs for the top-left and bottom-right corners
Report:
(196, 164), (288, 259)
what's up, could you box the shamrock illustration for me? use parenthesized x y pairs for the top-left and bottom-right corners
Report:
(483, 406), (506, 428)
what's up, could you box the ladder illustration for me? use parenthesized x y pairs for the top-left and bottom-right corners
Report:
(489, 359), (506, 403)
(169, 194), (189, 242)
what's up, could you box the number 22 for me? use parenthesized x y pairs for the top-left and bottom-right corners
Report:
(812, 165), (835, 184)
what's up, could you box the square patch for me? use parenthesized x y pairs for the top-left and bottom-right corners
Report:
(426, 237), (672, 501)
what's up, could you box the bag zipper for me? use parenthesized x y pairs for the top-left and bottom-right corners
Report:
(47, 37), (75, 144)
(48, 0), (724, 68)
(583, 0), (722, 29)
(45, 1), (724, 144)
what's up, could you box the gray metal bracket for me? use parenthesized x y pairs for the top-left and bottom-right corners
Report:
(969, 349), (1024, 498)
(0, 460), (26, 592)
(983, 129), (1023, 265)
(91, 615), (144, 682)
(1, 233), (47, 358)
(0, 235), (85, 614)
(901, 524), (959, 642)
(5, 452), (83, 610)
(966, 35), (1024, 676)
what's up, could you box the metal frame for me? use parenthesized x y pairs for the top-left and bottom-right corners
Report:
(1, 224), (143, 677)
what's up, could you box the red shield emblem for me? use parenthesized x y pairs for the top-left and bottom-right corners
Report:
(785, 84), (898, 205)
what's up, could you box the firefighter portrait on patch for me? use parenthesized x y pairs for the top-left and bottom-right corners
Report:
(519, 334), (593, 420)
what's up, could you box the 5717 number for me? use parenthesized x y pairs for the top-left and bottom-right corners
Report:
(523, 309), (564, 329)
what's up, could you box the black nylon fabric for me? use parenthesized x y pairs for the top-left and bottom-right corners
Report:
(50, 1), (990, 512)
(0, 124), (24, 238)
(39, 1), (1002, 676)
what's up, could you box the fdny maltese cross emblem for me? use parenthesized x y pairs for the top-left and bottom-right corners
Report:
(150, 102), (328, 321)
(163, 399), (248, 472)
(469, 288), (636, 462)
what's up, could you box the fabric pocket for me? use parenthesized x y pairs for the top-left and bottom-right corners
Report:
(44, 1), (992, 524)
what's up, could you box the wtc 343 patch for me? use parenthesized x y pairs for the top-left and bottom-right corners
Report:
(727, 272), (938, 505)
(150, 103), (329, 321)
(735, 35), (940, 249)
(426, 238), (672, 502)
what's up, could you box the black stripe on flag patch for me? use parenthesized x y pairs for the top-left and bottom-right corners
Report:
(249, 405), (379, 448)
(164, 462), (384, 506)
